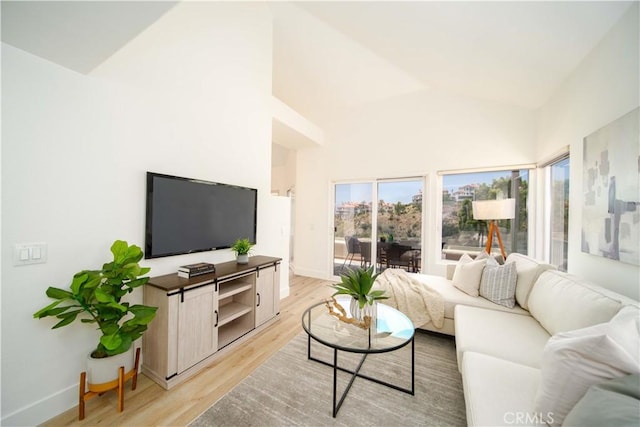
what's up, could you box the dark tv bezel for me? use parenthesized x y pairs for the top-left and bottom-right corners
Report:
(145, 171), (258, 259)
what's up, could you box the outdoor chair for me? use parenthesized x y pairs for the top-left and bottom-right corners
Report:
(342, 236), (362, 270)
(384, 243), (413, 272)
(377, 241), (389, 270)
(359, 241), (372, 268)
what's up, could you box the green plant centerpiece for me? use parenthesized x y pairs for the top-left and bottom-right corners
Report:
(33, 240), (157, 359)
(231, 237), (254, 264)
(328, 266), (387, 326)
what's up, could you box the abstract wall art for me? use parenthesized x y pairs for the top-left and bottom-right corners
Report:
(582, 107), (639, 266)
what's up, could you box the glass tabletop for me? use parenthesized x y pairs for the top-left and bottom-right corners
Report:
(301, 296), (415, 353)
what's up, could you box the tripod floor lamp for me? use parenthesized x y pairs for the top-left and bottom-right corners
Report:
(472, 199), (516, 259)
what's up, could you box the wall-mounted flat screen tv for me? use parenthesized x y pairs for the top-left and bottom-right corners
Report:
(145, 172), (257, 259)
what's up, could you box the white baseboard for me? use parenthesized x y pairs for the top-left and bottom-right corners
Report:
(2, 382), (77, 426)
(293, 266), (329, 280)
(4, 344), (144, 426)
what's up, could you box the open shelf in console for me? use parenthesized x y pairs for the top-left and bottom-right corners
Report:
(219, 281), (253, 300)
(219, 301), (252, 326)
(217, 272), (255, 349)
(218, 315), (254, 348)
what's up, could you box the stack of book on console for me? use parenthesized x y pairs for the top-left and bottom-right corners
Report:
(178, 262), (216, 278)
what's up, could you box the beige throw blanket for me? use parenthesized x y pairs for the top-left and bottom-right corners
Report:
(373, 268), (445, 329)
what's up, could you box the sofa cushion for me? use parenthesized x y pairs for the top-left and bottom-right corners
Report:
(527, 270), (625, 336)
(534, 306), (640, 426)
(479, 257), (517, 308)
(455, 305), (549, 371)
(504, 253), (555, 310)
(462, 351), (543, 427)
(451, 253), (486, 297)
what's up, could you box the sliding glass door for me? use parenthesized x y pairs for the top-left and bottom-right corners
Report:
(333, 178), (423, 277)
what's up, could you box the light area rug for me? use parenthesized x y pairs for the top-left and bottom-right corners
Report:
(189, 331), (466, 427)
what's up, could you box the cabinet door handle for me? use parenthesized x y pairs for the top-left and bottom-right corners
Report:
(214, 310), (218, 327)
(257, 293), (261, 307)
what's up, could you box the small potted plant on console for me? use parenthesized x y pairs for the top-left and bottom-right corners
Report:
(231, 237), (254, 264)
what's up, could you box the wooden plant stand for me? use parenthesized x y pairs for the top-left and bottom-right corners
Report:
(78, 347), (140, 420)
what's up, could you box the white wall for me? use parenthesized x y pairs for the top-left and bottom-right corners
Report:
(271, 143), (296, 196)
(294, 88), (537, 279)
(537, 3), (639, 300)
(259, 194), (291, 299)
(1, 3), (277, 425)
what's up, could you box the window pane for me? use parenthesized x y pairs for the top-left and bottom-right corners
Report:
(334, 183), (372, 275)
(550, 157), (570, 271)
(442, 170), (529, 260)
(377, 180), (423, 272)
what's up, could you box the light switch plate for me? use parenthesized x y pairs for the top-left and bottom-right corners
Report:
(13, 243), (47, 266)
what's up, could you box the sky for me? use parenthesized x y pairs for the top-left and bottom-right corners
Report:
(335, 180), (422, 205)
(442, 171), (513, 192)
(335, 170), (529, 205)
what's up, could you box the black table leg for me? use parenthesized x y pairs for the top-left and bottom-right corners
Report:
(333, 349), (337, 417)
(332, 350), (368, 417)
(307, 334), (414, 417)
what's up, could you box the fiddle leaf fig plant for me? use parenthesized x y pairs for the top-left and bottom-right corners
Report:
(33, 240), (157, 359)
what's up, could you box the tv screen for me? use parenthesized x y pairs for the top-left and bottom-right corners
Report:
(145, 172), (257, 259)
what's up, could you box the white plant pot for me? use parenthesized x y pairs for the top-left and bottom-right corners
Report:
(86, 346), (134, 385)
(237, 254), (249, 264)
(349, 298), (377, 322)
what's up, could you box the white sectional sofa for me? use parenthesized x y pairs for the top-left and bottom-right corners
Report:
(410, 253), (553, 336)
(408, 253), (639, 426)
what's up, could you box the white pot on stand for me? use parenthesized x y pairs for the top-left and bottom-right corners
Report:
(237, 253), (249, 264)
(80, 345), (140, 420)
(78, 345), (140, 420)
(86, 346), (134, 385)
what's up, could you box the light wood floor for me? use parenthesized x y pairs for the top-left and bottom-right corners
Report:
(43, 275), (334, 427)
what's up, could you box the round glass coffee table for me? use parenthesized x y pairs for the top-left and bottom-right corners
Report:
(301, 296), (415, 417)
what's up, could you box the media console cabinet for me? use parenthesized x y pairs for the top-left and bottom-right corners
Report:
(142, 255), (281, 389)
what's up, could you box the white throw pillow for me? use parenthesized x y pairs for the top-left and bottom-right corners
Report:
(607, 306), (640, 366)
(534, 305), (640, 426)
(504, 252), (555, 310)
(505, 253), (555, 310)
(479, 256), (517, 308)
(452, 253), (486, 297)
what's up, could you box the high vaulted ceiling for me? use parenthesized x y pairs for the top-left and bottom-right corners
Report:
(271, 1), (634, 126)
(2, 1), (635, 129)
(1, 1), (179, 74)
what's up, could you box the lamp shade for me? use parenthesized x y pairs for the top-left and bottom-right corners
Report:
(472, 199), (516, 220)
